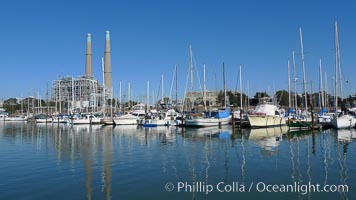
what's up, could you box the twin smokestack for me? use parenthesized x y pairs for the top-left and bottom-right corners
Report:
(85, 31), (112, 95)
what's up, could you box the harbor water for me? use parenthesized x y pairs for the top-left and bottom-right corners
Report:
(0, 122), (355, 199)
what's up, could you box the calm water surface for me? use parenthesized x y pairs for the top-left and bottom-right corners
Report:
(0, 122), (355, 200)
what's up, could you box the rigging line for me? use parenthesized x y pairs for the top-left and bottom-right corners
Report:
(192, 54), (204, 100)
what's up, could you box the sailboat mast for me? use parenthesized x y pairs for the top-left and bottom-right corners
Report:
(128, 81), (131, 108)
(110, 87), (113, 120)
(239, 65), (242, 111)
(169, 65), (176, 104)
(175, 64), (178, 107)
(71, 78), (74, 114)
(161, 74), (164, 103)
(292, 50), (298, 111)
(288, 60), (291, 109)
(336, 21), (343, 102)
(319, 59), (324, 109)
(203, 64), (207, 112)
(119, 81), (122, 113)
(189, 45), (194, 111)
(147, 80), (149, 112)
(299, 27), (308, 112)
(324, 72), (328, 109)
(247, 80), (250, 110)
(334, 21), (338, 111)
(223, 62), (226, 108)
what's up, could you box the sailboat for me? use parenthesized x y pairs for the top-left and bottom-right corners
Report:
(288, 27), (315, 131)
(184, 61), (231, 127)
(143, 75), (182, 127)
(331, 21), (356, 129)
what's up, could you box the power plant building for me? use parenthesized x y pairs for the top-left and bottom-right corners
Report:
(52, 76), (105, 113)
(51, 31), (112, 113)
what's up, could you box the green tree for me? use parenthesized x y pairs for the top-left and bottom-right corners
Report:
(216, 90), (224, 106)
(275, 90), (289, 107)
(250, 92), (269, 106)
(3, 98), (20, 114)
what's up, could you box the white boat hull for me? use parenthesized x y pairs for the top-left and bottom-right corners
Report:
(113, 118), (140, 125)
(72, 119), (101, 125)
(331, 115), (356, 129)
(184, 116), (232, 127)
(36, 118), (53, 123)
(52, 118), (70, 123)
(4, 117), (27, 121)
(248, 115), (286, 128)
(143, 119), (168, 127)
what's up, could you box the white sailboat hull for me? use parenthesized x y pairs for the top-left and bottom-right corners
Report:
(331, 115), (356, 129)
(52, 118), (70, 123)
(248, 115), (286, 128)
(184, 116), (232, 127)
(71, 119), (101, 125)
(4, 117), (27, 121)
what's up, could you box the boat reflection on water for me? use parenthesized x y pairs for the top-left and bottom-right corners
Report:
(181, 126), (233, 139)
(286, 128), (353, 200)
(336, 128), (356, 142)
(69, 124), (103, 133)
(247, 126), (289, 156)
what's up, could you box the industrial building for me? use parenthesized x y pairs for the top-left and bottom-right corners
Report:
(51, 31), (112, 114)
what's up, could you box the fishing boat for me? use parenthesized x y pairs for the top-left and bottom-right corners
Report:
(247, 97), (286, 128)
(143, 109), (182, 127)
(113, 104), (146, 125)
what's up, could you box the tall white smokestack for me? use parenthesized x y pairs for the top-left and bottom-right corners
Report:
(85, 33), (92, 77)
(104, 31), (112, 95)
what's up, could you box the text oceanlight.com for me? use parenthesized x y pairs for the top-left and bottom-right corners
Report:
(165, 181), (349, 195)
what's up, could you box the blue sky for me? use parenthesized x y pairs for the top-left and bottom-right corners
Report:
(0, 0), (355, 101)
